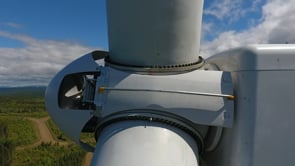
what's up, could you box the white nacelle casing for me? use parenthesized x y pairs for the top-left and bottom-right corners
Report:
(45, 53), (104, 151)
(203, 44), (295, 166)
(95, 67), (234, 128)
(45, 50), (234, 153)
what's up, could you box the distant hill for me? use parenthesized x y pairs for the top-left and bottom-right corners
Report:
(0, 86), (46, 97)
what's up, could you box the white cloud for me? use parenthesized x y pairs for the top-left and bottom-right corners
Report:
(201, 0), (295, 58)
(251, 0), (263, 11)
(204, 0), (245, 22)
(264, 0), (295, 44)
(0, 31), (99, 87)
(1, 22), (23, 29)
(204, 0), (264, 22)
(201, 22), (214, 40)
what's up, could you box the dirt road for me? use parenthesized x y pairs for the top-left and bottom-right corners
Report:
(83, 152), (93, 166)
(29, 117), (53, 143)
(16, 116), (67, 150)
(16, 116), (93, 165)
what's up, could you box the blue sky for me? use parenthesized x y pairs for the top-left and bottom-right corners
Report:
(0, 0), (108, 48)
(0, 0), (295, 87)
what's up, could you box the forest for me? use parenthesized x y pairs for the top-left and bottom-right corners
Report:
(0, 87), (93, 166)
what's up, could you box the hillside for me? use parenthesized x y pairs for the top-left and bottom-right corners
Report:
(0, 86), (46, 97)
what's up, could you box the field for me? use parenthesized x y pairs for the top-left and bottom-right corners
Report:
(13, 143), (85, 166)
(0, 87), (92, 166)
(0, 116), (37, 146)
(0, 96), (48, 118)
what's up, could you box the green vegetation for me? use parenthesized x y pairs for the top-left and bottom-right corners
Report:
(1, 111), (48, 118)
(80, 133), (96, 147)
(0, 122), (15, 166)
(0, 116), (37, 146)
(0, 96), (47, 117)
(0, 139), (15, 166)
(0, 87), (47, 118)
(13, 143), (86, 166)
(0, 86), (45, 98)
(0, 87), (93, 165)
(0, 122), (9, 138)
(46, 119), (70, 142)
(47, 118), (96, 147)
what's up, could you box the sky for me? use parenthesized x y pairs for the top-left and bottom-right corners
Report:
(0, 0), (295, 87)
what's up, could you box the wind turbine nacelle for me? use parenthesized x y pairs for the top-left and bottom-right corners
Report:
(202, 45), (295, 166)
(45, 50), (234, 165)
(46, 1), (295, 166)
(45, 0), (232, 165)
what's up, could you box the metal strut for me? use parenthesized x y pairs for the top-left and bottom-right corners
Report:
(98, 86), (235, 100)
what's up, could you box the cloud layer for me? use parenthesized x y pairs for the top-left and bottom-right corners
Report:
(201, 0), (295, 58)
(0, 31), (97, 87)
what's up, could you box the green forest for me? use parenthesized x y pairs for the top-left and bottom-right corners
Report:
(0, 87), (93, 166)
